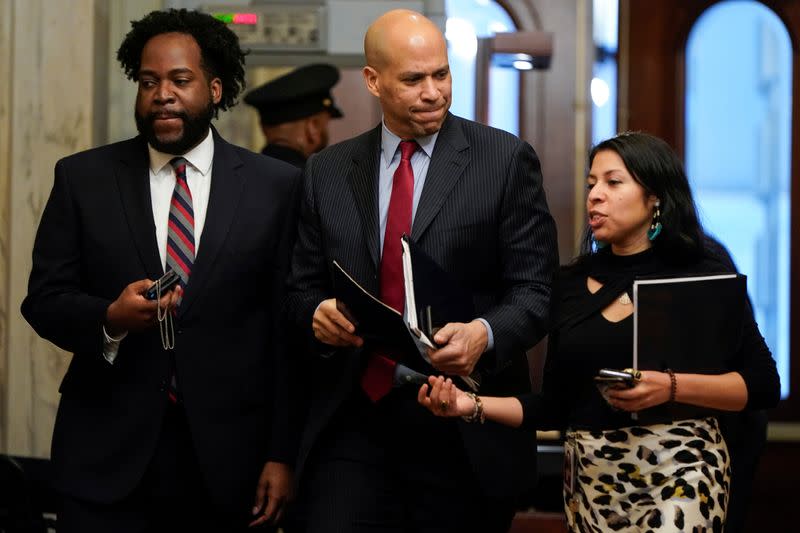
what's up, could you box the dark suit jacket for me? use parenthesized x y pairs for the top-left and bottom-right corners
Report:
(21, 129), (301, 516)
(261, 144), (307, 169)
(286, 113), (558, 502)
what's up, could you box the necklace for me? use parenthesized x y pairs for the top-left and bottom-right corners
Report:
(618, 292), (632, 305)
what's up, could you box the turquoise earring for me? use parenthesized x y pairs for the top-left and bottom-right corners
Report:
(647, 201), (662, 241)
(591, 234), (607, 251)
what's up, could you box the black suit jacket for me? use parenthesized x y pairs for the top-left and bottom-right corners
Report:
(261, 143), (307, 169)
(286, 113), (558, 502)
(21, 129), (301, 515)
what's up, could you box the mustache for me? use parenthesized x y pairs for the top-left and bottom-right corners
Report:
(147, 110), (188, 121)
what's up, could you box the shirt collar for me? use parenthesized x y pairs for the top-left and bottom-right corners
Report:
(380, 120), (439, 168)
(148, 127), (215, 176)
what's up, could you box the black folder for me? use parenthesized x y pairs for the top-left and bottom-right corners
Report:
(331, 260), (421, 362)
(332, 236), (480, 390)
(631, 272), (747, 420)
(401, 235), (476, 343)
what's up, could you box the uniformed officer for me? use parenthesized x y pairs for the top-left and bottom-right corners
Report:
(244, 63), (343, 167)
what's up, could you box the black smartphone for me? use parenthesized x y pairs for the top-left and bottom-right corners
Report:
(145, 270), (181, 300)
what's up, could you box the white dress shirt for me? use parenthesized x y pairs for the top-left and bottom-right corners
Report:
(103, 129), (215, 363)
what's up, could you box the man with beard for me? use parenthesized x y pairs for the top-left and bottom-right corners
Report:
(286, 9), (557, 533)
(244, 63), (343, 168)
(21, 9), (299, 532)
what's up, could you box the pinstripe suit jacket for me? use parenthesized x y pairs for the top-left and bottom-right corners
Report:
(286, 112), (558, 501)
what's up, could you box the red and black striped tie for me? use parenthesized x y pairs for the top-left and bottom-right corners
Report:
(166, 157), (194, 403)
(167, 157), (195, 303)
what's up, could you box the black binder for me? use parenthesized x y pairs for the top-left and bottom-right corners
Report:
(631, 272), (747, 420)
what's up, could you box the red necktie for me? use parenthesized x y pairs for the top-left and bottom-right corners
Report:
(360, 140), (418, 402)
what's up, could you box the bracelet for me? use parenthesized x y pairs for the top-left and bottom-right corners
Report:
(665, 368), (677, 403)
(461, 392), (485, 424)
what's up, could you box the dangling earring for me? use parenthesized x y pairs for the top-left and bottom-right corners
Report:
(591, 233), (607, 252)
(647, 200), (662, 241)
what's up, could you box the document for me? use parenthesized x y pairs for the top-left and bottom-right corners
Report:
(332, 236), (480, 391)
(630, 272), (747, 420)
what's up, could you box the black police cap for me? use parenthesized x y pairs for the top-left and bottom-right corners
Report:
(244, 63), (344, 125)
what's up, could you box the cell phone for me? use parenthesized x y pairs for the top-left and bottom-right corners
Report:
(145, 270), (181, 300)
(594, 368), (637, 388)
(598, 368), (636, 381)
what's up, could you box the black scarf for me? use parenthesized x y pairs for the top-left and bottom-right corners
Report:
(587, 247), (664, 291)
(557, 247), (666, 331)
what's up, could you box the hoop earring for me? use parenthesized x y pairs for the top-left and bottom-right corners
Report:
(647, 201), (662, 241)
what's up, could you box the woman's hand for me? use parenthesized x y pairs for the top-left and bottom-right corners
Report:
(605, 370), (672, 412)
(417, 376), (475, 417)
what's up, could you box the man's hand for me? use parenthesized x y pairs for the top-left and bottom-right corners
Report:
(427, 320), (488, 376)
(312, 298), (363, 347)
(249, 461), (293, 527)
(105, 279), (182, 336)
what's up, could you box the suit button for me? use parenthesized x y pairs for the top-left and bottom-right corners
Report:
(159, 379), (167, 392)
(177, 329), (183, 335)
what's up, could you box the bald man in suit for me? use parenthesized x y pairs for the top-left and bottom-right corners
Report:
(286, 10), (558, 533)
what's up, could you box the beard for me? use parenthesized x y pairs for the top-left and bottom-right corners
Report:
(135, 101), (215, 155)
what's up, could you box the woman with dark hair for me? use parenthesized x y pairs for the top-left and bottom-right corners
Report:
(418, 132), (779, 532)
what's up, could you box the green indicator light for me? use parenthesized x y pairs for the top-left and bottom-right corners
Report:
(212, 13), (234, 24)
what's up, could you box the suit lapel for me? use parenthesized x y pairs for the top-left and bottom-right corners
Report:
(412, 114), (470, 241)
(116, 137), (163, 280)
(347, 125), (382, 269)
(178, 129), (245, 317)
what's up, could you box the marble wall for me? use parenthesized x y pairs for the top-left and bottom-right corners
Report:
(0, 0), (161, 457)
(0, 0), (11, 454)
(1, 0), (98, 456)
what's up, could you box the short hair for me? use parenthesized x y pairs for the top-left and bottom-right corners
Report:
(116, 9), (247, 115)
(582, 131), (705, 262)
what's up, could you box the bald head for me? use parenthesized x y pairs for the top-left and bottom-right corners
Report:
(362, 9), (452, 139)
(364, 10), (446, 70)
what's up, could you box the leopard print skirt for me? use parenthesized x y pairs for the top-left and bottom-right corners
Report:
(563, 417), (731, 532)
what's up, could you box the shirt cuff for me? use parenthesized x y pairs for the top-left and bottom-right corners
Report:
(476, 318), (494, 352)
(102, 326), (128, 364)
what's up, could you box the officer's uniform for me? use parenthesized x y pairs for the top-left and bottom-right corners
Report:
(244, 63), (343, 167)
